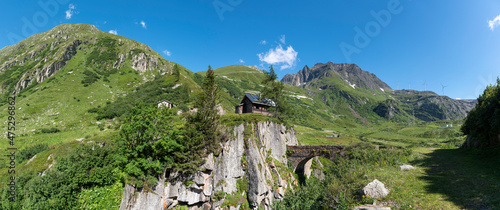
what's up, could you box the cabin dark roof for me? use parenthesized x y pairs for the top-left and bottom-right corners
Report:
(158, 100), (173, 104)
(243, 94), (276, 107)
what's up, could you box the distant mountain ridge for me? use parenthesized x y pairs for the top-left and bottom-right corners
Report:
(282, 62), (392, 92)
(282, 62), (476, 122)
(390, 90), (476, 121)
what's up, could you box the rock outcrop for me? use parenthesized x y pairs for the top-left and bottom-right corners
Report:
(373, 99), (402, 121)
(400, 165), (415, 171)
(119, 121), (298, 210)
(392, 90), (477, 121)
(361, 179), (390, 199)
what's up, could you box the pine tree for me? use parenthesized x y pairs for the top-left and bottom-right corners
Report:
(261, 65), (292, 121)
(173, 64), (181, 82)
(181, 65), (221, 173)
(193, 65), (220, 145)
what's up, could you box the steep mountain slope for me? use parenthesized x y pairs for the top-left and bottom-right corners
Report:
(0, 24), (201, 150)
(0, 24), (177, 99)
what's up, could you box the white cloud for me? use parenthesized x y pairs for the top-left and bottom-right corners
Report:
(258, 44), (298, 70)
(108, 30), (118, 35)
(65, 4), (76, 19)
(140, 21), (147, 29)
(239, 59), (245, 63)
(163, 49), (172, 56)
(488, 15), (500, 31)
(260, 40), (267, 45)
(279, 35), (286, 44)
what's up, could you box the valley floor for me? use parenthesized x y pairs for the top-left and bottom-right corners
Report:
(365, 147), (500, 209)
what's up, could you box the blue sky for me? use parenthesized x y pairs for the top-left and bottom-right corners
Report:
(1, 0), (500, 99)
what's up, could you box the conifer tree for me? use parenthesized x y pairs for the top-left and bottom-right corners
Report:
(261, 65), (292, 121)
(173, 64), (181, 82)
(180, 65), (221, 173)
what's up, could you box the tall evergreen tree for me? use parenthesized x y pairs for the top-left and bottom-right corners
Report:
(173, 64), (181, 82)
(180, 65), (222, 174)
(261, 65), (292, 121)
(194, 65), (220, 145)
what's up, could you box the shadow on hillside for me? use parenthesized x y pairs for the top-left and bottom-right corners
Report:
(411, 148), (500, 209)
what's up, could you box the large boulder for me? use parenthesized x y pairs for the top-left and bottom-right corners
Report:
(361, 179), (389, 199)
(400, 164), (415, 171)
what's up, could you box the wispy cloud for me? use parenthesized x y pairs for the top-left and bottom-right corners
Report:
(65, 4), (76, 19)
(108, 30), (118, 35)
(488, 15), (500, 31)
(140, 21), (147, 29)
(260, 40), (267, 45)
(163, 49), (172, 56)
(239, 59), (245, 63)
(258, 44), (298, 70)
(279, 35), (286, 44)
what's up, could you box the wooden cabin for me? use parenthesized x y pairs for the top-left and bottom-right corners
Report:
(235, 94), (275, 116)
(158, 100), (174, 108)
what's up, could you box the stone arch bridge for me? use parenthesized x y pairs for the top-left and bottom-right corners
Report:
(286, 145), (346, 174)
(286, 145), (393, 174)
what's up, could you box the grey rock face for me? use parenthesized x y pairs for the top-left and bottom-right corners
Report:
(361, 179), (390, 199)
(130, 52), (159, 73)
(119, 177), (166, 210)
(256, 121), (298, 164)
(246, 137), (271, 208)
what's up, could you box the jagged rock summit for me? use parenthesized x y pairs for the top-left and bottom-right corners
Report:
(282, 62), (392, 92)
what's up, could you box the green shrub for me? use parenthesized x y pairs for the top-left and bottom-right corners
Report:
(461, 78), (500, 147)
(41, 127), (60, 133)
(1, 143), (121, 209)
(81, 69), (100, 86)
(77, 181), (123, 209)
(236, 175), (248, 193)
(117, 104), (183, 188)
(213, 191), (226, 201)
(17, 143), (49, 163)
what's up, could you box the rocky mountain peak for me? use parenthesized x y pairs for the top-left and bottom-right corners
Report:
(282, 62), (392, 92)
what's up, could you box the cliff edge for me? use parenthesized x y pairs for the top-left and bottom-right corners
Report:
(119, 121), (298, 210)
